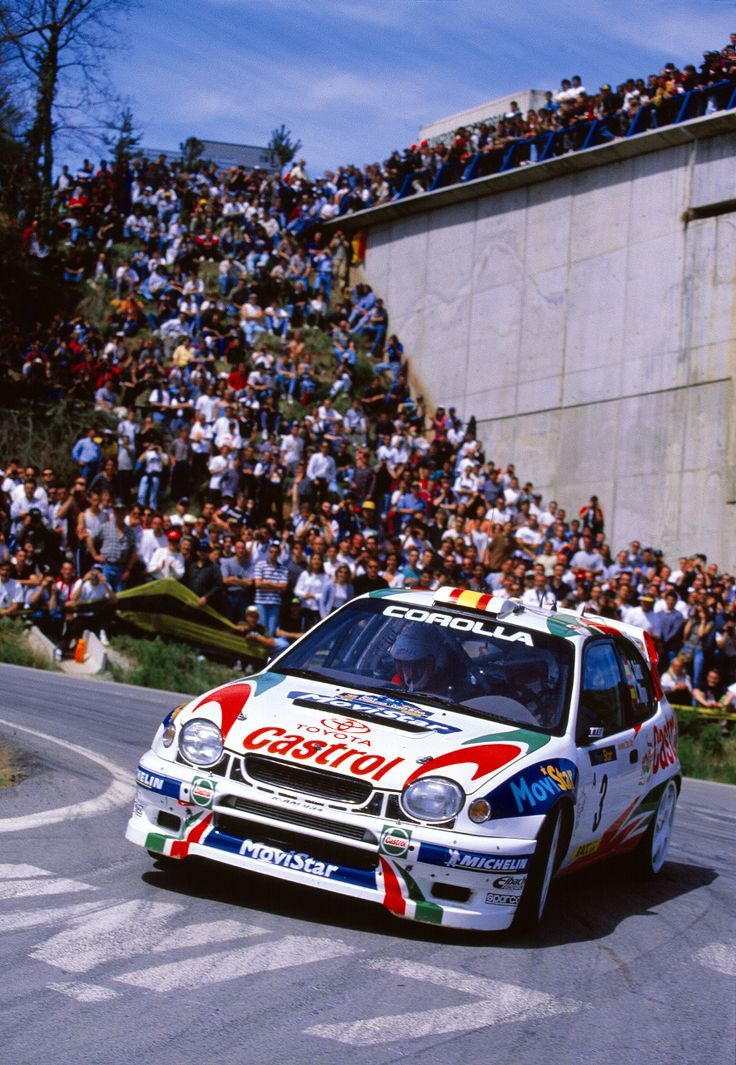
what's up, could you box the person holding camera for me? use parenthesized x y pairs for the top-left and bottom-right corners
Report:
(682, 603), (714, 690)
(136, 442), (168, 510)
(65, 565), (116, 650)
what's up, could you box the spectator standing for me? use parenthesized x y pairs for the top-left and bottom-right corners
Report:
(220, 538), (252, 622)
(294, 553), (329, 627)
(71, 428), (102, 484)
(147, 529), (186, 580)
(320, 562), (354, 616)
(92, 500), (137, 591)
(185, 540), (225, 613)
(253, 541), (288, 635)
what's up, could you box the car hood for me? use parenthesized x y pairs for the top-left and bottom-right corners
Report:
(176, 670), (554, 793)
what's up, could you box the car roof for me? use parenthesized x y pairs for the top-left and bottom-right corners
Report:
(361, 586), (656, 664)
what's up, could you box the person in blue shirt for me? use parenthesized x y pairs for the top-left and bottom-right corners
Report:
(71, 428), (101, 484)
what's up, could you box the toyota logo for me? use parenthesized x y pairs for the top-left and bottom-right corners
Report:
(320, 717), (370, 735)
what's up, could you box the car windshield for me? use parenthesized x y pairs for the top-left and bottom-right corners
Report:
(275, 598), (573, 733)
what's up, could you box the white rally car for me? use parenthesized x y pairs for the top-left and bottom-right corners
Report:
(126, 587), (680, 932)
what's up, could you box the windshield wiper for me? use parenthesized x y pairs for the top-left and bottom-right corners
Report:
(276, 667), (329, 683)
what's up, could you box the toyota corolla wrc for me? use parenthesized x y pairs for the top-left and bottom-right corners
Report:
(126, 586), (680, 932)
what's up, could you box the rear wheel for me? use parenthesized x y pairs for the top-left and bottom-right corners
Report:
(512, 806), (563, 933)
(631, 779), (678, 875)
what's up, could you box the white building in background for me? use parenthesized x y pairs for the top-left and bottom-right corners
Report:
(419, 90), (548, 144)
(141, 139), (275, 173)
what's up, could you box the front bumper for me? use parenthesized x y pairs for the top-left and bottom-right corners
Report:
(126, 749), (537, 931)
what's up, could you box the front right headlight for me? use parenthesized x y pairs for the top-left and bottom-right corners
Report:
(178, 719), (223, 766)
(400, 777), (465, 822)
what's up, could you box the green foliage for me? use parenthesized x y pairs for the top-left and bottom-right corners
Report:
(675, 709), (736, 784)
(267, 124), (302, 170)
(0, 621), (52, 670)
(109, 635), (235, 695)
(76, 277), (113, 332)
(0, 214), (78, 327)
(0, 400), (116, 483)
(180, 136), (205, 172)
(104, 105), (142, 171)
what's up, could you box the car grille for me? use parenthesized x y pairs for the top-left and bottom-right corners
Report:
(236, 754), (373, 805)
(218, 795), (378, 845)
(213, 815), (379, 871)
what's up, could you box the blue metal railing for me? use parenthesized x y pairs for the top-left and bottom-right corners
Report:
(445, 81), (735, 192)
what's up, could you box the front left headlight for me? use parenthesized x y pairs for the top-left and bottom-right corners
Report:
(400, 777), (465, 822)
(179, 719), (223, 767)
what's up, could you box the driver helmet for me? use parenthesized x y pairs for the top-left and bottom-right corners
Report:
(390, 626), (439, 692)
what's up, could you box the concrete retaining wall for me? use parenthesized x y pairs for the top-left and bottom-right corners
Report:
(355, 116), (736, 565)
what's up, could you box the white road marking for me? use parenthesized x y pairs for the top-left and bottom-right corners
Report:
(116, 935), (355, 992)
(30, 900), (185, 973)
(0, 863), (51, 878)
(0, 716), (134, 832)
(305, 959), (581, 1044)
(152, 919), (252, 953)
(0, 902), (104, 933)
(47, 981), (119, 1003)
(0, 876), (94, 900)
(694, 943), (736, 977)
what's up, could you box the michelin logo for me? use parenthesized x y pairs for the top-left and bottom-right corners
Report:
(239, 838), (338, 879)
(137, 769), (164, 791)
(446, 850), (529, 873)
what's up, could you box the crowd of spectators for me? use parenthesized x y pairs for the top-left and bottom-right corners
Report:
(3, 430), (736, 716)
(343, 34), (736, 205)
(4, 34), (733, 285)
(0, 34), (735, 714)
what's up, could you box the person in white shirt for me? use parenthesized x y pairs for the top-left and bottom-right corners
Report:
(194, 384), (219, 425)
(0, 561), (23, 617)
(306, 442), (337, 496)
(138, 515), (167, 568)
(280, 427), (304, 475)
(147, 530), (186, 580)
(208, 445), (231, 496)
(295, 554), (330, 626)
(521, 571), (556, 609)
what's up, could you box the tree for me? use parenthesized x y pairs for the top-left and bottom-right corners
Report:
(103, 103), (141, 212)
(179, 135), (204, 172)
(104, 103), (141, 172)
(0, 0), (130, 218)
(268, 124), (302, 171)
(0, 58), (29, 214)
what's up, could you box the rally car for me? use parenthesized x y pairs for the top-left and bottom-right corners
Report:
(126, 587), (680, 932)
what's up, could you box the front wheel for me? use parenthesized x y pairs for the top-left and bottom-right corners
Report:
(631, 779), (678, 875)
(512, 806), (563, 933)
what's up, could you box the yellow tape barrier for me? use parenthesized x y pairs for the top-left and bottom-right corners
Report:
(671, 703), (736, 722)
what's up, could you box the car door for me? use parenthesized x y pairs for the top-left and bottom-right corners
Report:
(567, 640), (643, 865)
(615, 640), (659, 797)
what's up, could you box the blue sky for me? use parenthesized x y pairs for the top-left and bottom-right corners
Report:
(108, 0), (734, 172)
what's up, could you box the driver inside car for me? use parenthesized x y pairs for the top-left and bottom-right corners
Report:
(389, 626), (444, 694)
(505, 657), (560, 728)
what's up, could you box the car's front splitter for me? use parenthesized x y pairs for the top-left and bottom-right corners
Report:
(126, 753), (537, 932)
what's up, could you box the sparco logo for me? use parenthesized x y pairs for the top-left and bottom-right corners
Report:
(492, 874), (526, 890)
(485, 892), (520, 907)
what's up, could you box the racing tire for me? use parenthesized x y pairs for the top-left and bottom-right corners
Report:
(512, 806), (564, 934)
(630, 779), (678, 876)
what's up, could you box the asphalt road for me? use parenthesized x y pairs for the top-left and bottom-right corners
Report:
(1, 663), (734, 1065)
